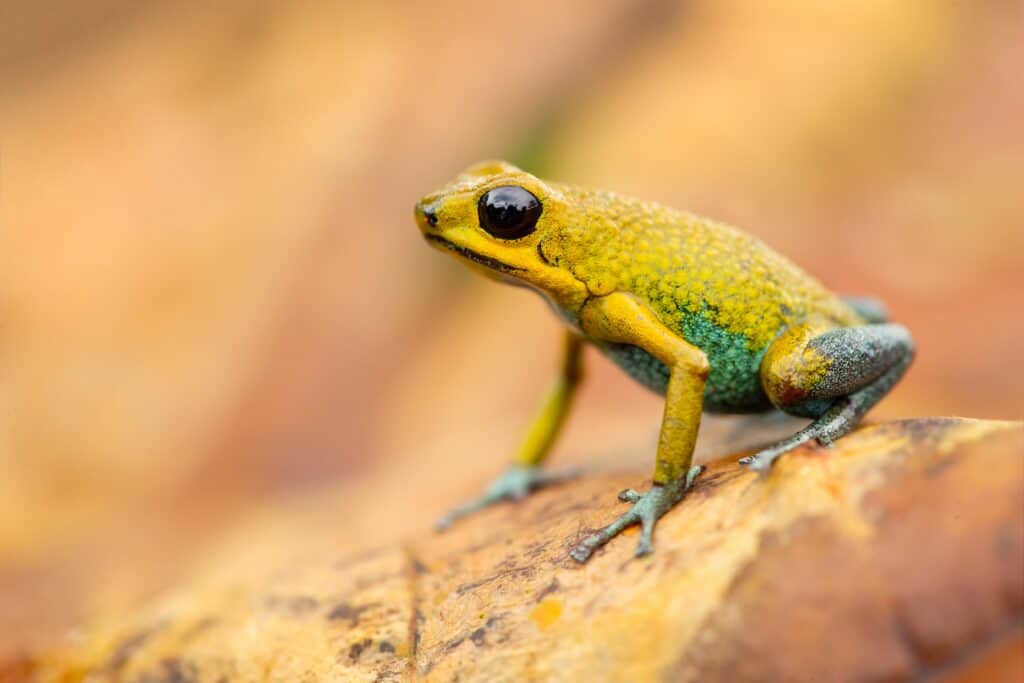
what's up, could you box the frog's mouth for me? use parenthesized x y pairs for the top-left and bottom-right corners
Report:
(424, 234), (525, 275)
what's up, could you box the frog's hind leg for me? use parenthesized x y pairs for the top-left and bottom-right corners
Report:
(740, 322), (914, 472)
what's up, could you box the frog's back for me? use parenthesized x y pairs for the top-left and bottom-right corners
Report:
(554, 185), (861, 411)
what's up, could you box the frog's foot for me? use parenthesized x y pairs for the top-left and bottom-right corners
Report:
(435, 464), (580, 531)
(569, 465), (704, 563)
(740, 389), (891, 472)
(738, 425), (821, 473)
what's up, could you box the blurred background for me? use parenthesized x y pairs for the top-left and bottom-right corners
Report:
(2, 0), (1022, 662)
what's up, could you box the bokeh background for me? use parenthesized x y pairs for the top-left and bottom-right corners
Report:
(2, 0), (1023, 662)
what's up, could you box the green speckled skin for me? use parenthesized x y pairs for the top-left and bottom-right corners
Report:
(603, 323), (770, 413)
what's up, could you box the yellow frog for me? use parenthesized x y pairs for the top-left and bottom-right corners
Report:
(415, 161), (913, 562)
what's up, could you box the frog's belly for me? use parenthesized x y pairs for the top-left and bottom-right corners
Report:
(601, 342), (772, 413)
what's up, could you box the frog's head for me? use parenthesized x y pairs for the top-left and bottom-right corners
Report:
(414, 160), (588, 309)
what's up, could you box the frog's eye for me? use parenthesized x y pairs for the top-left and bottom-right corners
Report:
(477, 186), (542, 240)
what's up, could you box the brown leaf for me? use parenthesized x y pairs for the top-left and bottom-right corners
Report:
(28, 418), (1023, 682)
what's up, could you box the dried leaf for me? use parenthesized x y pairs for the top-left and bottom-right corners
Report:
(31, 418), (1023, 682)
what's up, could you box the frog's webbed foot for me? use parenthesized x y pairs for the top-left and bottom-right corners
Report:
(435, 464), (580, 531)
(569, 465), (704, 563)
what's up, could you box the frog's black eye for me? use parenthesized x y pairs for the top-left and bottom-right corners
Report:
(477, 186), (542, 240)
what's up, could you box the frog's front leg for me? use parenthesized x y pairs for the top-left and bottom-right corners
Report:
(435, 332), (584, 531)
(569, 293), (708, 563)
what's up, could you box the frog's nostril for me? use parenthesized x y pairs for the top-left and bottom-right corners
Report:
(416, 202), (439, 229)
(423, 207), (438, 227)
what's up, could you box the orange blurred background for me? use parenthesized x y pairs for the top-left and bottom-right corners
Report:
(2, 0), (1022, 660)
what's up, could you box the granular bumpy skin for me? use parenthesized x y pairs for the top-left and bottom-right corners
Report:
(541, 185), (862, 410)
(415, 160), (914, 559)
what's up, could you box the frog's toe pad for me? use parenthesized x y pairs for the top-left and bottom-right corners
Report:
(739, 436), (813, 473)
(634, 537), (655, 557)
(738, 453), (771, 472)
(617, 489), (642, 503)
(568, 544), (596, 564)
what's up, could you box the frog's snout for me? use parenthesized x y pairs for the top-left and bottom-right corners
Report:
(414, 200), (439, 233)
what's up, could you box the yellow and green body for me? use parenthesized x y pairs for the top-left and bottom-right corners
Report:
(416, 161), (913, 562)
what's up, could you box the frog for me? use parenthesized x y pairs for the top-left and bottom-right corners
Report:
(414, 160), (914, 563)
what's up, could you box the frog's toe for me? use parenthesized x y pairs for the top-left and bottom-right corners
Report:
(617, 488), (642, 503)
(739, 431), (816, 473)
(569, 466), (703, 563)
(635, 514), (656, 557)
(570, 509), (638, 563)
(738, 452), (771, 472)
(435, 495), (496, 531)
(436, 464), (580, 531)
(739, 449), (789, 473)
(568, 543), (595, 564)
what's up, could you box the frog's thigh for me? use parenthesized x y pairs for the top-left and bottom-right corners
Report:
(760, 322), (914, 418)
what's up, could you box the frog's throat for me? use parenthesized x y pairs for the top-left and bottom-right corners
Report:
(424, 234), (525, 275)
